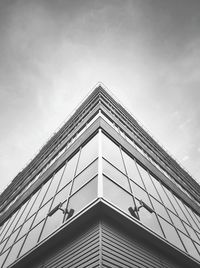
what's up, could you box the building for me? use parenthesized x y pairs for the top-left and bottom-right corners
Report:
(0, 85), (200, 268)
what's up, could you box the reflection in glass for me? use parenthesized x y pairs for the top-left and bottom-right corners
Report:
(103, 177), (133, 215)
(40, 208), (64, 241)
(168, 211), (186, 234)
(72, 160), (98, 194)
(136, 200), (163, 237)
(19, 222), (43, 257)
(178, 231), (200, 260)
(76, 134), (98, 174)
(159, 217), (184, 251)
(58, 153), (79, 191)
(17, 217), (34, 240)
(122, 151), (144, 188)
(51, 184), (71, 209)
(102, 134), (125, 173)
(183, 223), (200, 243)
(3, 230), (19, 252)
(130, 181), (152, 209)
(3, 238), (25, 267)
(151, 197), (171, 222)
(103, 160), (130, 192)
(32, 202), (51, 227)
(68, 177), (97, 216)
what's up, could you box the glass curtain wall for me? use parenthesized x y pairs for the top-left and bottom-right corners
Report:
(0, 132), (99, 268)
(101, 132), (200, 262)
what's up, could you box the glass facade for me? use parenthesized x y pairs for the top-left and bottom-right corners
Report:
(0, 87), (200, 267)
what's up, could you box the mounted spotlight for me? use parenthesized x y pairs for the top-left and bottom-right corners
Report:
(129, 199), (154, 220)
(48, 202), (74, 219)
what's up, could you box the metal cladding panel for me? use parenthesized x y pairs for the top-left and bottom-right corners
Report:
(101, 221), (182, 268)
(38, 223), (100, 268)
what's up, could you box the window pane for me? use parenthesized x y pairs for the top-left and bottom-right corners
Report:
(76, 134), (98, 174)
(58, 153), (79, 191)
(168, 211), (186, 234)
(151, 197), (171, 222)
(183, 223), (200, 243)
(32, 202), (51, 227)
(17, 216), (34, 240)
(159, 217), (184, 250)
(19, 222), (43, 257)
(103, 177), (133, 215)
(103, 160), (130, 192)
(40, 208), (64, 241)
(178, 231), (200, 260)
(51, 183), (71, 209)
(41, 166), (65, 206)
(137, 165), (160, 201)
(102, 134), (125, 173)
(136, 199), (163, 237)
(130, 181), (152, 209)
(3, 238), (25, 267)
(3, 230), (19, 252)
(153, 180), (176, 213)
(122, 151), (143, 188)
(68, 177), (97, 216)
(72, 160), (98, 194)
(0, 250), (9, 267)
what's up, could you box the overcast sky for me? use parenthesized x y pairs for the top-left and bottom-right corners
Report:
(0, 0), (200, 192)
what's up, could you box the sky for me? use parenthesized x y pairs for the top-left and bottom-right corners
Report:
(0, 0), (200, 192)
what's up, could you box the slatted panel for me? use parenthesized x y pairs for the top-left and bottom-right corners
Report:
(101, 221), (181, 268)
(42, 223), (100, 268)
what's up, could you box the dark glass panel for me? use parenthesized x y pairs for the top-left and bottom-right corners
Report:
(168, 211), (186, 234)
(130, 181), (152, 209)
(103, 160), (130, 192)
(76, 134), (98, 174)
(17, 216), (34, 240)
(178, 231), (200, 260)
(153, 180), (176, 213)
(159, 218), (184, 251)
(137, 165), (160, 201)
(3, 238), (25, 268)
(41, 166), (65, 206)
(183, 223), (200, 243)
(68, 177), (97, 216)
(40, 208), (64, 241)
(72, 160), (98, 194)
(136, 199), (164, 237)
(51, 183), (71, 209)
(19, 222), (43, 257)
(58, 153), (79, 191)
(122, 151), (144, 188)
(150, 197), (171, 222)
(32, 202), (51, 227)
(103, 177), (133, 215)
(102, 134), (125, 173)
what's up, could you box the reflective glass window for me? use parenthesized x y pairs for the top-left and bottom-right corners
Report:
(58, 153), (79, 191)
(0, 250), (9, 267)
(41, 166), (64, 206)
(3, 230), (19, 252)
(68, 177), (97, 216)
(103, 176), (133, 215)
(32, 202), (51, 228)
(178, 231), (200, 260)
(130, 181), (152, 209)
(3, 238), (25, 267)
(183, 205), (200, 232)
(72, 160), (98, 194)
(102, 134), (125, 173)
(40, 207), (64, 241)
(151, 197), (171, 222)
(153, 180), (176, 213)
(168, 211), (186, 234)
(122, 151), (143, 187)
(0, 240), (7, 254)
(135, 199), (163, 237)
(103, 160), (130, 192)
(76, 134), (98, 174)
(159, 218), (184, 250)
(17, 217), (34, 240)
(138, 166), (160, 201)
(19, 222), (43, 257)
(183, 223), (200, 243)
(167, 193), (189, 223)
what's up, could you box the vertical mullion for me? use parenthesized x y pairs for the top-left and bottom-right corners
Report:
(98, 129), (103, 198)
